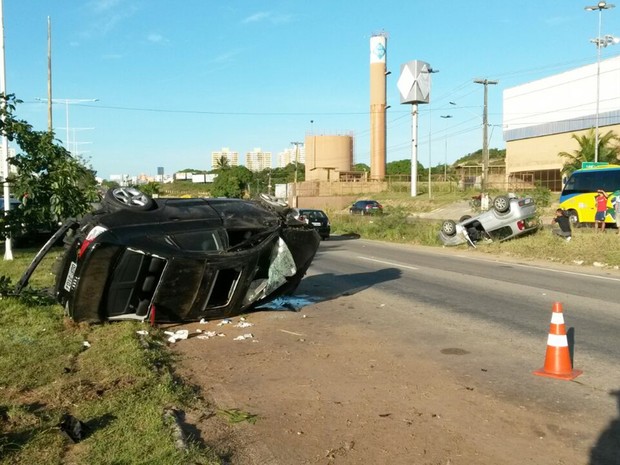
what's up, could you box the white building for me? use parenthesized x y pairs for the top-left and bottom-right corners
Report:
(278, 146), (305, 168)
(245, 147), (272, 171)
(503, 55), (620, 190)
(211, 147), (239, 170)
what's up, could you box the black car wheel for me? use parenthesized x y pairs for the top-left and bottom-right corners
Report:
(459, 215), (472, 223)
(567, 209), (581, 228)
(104, 187), (154, 211)
(493, 195), (510, 213)
(441, 220), (457, 236)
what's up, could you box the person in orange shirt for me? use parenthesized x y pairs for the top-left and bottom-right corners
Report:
(594, 189), (609, 233)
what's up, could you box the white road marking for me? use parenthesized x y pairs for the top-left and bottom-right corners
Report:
(455, 254), (620, 282)
(358, 256), (419, 271)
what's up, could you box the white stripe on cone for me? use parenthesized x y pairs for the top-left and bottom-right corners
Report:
(547, 334), (568, 347)
(550, 313), (565, 324)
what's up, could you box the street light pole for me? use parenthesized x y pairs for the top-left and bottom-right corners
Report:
(440, 115), (453, 181)
(586, 1), (617, 163)
(291, 141), (303, 207)
(36, 98), (98, 152)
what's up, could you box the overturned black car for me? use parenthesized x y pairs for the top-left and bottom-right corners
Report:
(17, 189), (321, 323)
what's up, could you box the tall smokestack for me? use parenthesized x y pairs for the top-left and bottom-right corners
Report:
(369, 33), (387, 180)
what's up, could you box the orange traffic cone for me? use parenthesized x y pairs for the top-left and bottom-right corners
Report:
(533, 302), (582, 380)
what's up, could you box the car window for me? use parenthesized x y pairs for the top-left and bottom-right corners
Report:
(169, 230), (225, 251)
(302, 210), (326, 220)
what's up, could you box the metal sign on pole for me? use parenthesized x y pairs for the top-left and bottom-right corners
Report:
(398, 60), (433, 198)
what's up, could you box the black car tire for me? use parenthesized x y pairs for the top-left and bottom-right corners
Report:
(104, 187), (154, 211)
(459, 215), (472, 223)
(493, 195), (510, 213)
(567, 209), (582, 228)
(441, 220), (457, 236)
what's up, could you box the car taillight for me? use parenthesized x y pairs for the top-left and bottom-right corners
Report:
(78, 225), (107, 258)
(516, 220), (525, 231)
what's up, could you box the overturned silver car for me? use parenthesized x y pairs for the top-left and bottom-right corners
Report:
(17, 190), (320, 323)
(438, 194), (539, 247)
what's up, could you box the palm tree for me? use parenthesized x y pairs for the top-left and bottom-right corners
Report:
(214, 155), (230, 171)
(559, 129), (620, 176)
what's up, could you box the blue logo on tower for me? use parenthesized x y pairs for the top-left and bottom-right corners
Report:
(373, 42), (386, 60)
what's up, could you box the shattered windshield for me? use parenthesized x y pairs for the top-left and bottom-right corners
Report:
(243, 238), (297, 306)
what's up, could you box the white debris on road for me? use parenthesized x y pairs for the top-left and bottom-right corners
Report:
(165, 329), (189, 343)
(235, 321), (253, 328)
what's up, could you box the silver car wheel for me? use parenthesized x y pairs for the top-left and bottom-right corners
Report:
(493, 195), (510, 213)
(441, 220), (457, 236)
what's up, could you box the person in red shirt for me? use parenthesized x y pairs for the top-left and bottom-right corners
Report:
(594, 189), (609, 232)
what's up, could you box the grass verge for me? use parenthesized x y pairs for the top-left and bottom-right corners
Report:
(0, 248), (220, 465)
(331, 211), (620, 268)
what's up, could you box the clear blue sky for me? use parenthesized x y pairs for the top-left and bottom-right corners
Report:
(5, 0), (619, 179)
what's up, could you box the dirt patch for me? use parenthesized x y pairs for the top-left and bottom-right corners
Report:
(170, 296), (596, 465)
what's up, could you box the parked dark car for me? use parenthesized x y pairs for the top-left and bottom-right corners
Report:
(290, 208), (330, 239)
(17, 189), (321, 323)
(349, 200), (383, 215)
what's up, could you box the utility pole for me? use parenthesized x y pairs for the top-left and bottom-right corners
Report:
(0, 0), (13, 260)
(47, 16), (52, 132)
(291, 141), (303, 207)
(474, 78), (498, 192)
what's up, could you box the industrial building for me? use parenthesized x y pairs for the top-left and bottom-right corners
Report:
(304, 134), (354, 182)
(503, 55), (620, 190)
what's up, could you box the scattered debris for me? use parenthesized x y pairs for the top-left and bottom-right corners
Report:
(217, 319), (232, 326)
(136, 330), (149, 336)
(199, 318), (209, 324)
(593, 262), (606, 267)
(260, 295), (319, 312)
(196, 331), (225, 340)
(235, 321), (253, 328)
(82, 341), (91, 349)
(58, 414), (89, 443)
(218, 408), (258, 424)
(233, 333), (254, 341)
(164, 329), (189, 343)
(279, 329), (304, 337)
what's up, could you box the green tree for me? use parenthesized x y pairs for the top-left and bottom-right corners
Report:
(214, 156), (230, 171)
(138, 181), (161, 196)
(558, 129), (620, 176)
(210, 165), (253, 198)
(386, 159), (426, 175)
(1, 94), (98, 239)
(101, 179), (120, 190)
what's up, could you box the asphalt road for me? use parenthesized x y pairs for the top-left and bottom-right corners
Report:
(296, 237), (620, 418)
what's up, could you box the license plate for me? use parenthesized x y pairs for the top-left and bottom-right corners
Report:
(312, 222), (322, 227)
(64, 261), (77, 292)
